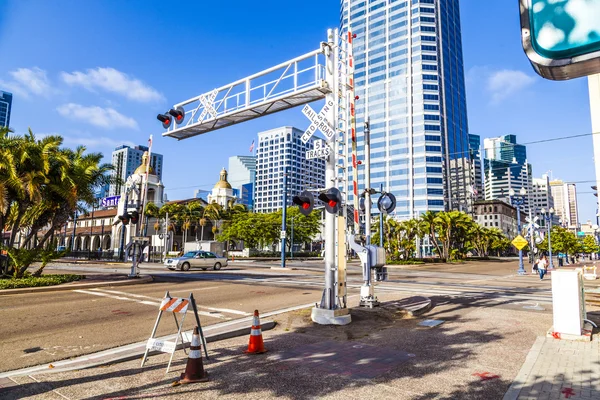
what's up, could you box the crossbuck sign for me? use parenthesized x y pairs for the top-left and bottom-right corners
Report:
(301, 99), (335, 143)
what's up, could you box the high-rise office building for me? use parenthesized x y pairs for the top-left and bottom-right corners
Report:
(468, 134), (483, 201)
(254, 127), (325, 213)
(109, 145), (163, 196)
(0, 91), (13, 128)
(228, 155), (257, 210)
(483, 134), (532, 213)
(531, 174), (558, 226)
(550, 180), (579, 231)
(340, 0), (470, 218)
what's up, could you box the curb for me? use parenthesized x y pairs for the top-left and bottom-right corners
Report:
(502, 336), (545, 400)
(393, 296), (433, 317)
(0, 275), (153, 295)
(0, 320), (276, 379)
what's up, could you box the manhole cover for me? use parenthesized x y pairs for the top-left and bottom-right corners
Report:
(418, 319), (444, 327)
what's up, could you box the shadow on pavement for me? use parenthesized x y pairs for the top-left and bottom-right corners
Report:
(2, 295), (542, 400)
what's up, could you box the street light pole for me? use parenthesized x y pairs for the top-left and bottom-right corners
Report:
(280, 167), (289, 268)
(510, 188), (527, 275)
(542, 207), (555, 269)
(290, 215), (299, 259)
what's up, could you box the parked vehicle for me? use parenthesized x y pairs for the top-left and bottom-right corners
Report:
(165, 251), (228, 271)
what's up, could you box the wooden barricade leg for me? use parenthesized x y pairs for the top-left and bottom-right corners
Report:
(166, 311), (187, 373)
(141, 291), (170, 367)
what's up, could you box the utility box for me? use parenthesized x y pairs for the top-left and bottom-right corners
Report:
(365, 245), (386, 268)
(551, 269), (586, 337)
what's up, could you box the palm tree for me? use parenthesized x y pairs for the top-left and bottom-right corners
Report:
(203, 203), (222, 238)
(419, 210), (442, 258)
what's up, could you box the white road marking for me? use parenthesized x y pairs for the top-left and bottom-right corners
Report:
(93, 288), (248, 315)
(201, 306), (250, 316)
(73, 289), (160, 306)
(91, 288), (162, 301)
(168, 286), (221, 293)
(73, 289), (237, 320)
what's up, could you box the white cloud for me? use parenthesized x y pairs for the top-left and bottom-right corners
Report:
(487, 70), (536, 102)
(56, 103), (138, 130)
(0, 67), (52, 98)
(60, 67), (163, 103)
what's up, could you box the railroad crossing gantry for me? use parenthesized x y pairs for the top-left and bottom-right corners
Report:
(160, 29), (380, 325)
(161, 47), (330, 141)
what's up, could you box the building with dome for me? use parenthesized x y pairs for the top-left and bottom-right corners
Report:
(207, 168), (237, 209)
(109, 144), (163, 197)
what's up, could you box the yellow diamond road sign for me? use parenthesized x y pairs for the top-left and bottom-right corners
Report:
(512, 235), (528, 250)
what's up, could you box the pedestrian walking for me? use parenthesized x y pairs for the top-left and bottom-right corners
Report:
(538, 254), (548, 280)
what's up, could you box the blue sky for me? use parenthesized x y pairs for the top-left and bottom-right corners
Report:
(0, 0), (597, 222)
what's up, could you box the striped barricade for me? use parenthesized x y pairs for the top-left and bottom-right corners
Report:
(141, 291), (208, 373)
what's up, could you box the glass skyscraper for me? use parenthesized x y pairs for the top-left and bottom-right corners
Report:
(0, 91), (13, 128)
(483, 134), (532, 214)
(340, 0), (470, 218)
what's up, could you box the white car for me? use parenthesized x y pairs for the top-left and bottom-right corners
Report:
(165, 251), (228, 271)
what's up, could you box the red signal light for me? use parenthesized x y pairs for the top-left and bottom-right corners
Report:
(302, 203), (310, 210)
(157, 113), (172, 129)
(168, 107), (185, 125)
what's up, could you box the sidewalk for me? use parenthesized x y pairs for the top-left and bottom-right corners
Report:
(504, 336), (600, 400)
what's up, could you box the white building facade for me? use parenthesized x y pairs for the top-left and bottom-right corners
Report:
(254, 127), (325, 213)
(550, 180), (579, 231)
(109, 145), (164, 196)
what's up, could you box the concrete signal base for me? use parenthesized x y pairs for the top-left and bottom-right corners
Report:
(311, 307), (352, 325)
(547, 322), (594, 342)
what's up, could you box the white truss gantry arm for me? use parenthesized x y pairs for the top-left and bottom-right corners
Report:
(162, 44), (332, 140)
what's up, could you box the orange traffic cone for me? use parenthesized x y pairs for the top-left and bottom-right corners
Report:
(245, 310), (267, 354)
(179, 327), (209, 384)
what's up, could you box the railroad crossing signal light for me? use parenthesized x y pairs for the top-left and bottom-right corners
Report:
(130, 211), (139, 225)
(157, 113), (172, 129)
(292, 191), (314, 216)
(377, 192), (397, 214)
(168, 107), (185, 125)
(318, 188), (342, 214)
(118, 213), (130, 225)
(520, 1), (600, 80)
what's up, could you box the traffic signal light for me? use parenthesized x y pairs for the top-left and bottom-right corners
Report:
(157, 113), (172, 129)
(118, 213), (130, 225)
(318, 188), (342, 214)
(292, 191), (314, 216)
(168, 107), (185, 125)
(521, 3), (600, 80)
(377, 192), (397, 214)
(130, 211), (139, 225)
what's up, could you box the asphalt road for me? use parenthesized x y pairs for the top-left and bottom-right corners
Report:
(0, 277), (324, 373)
(1, 259), (562, 373)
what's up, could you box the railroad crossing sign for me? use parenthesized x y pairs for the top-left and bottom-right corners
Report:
(305, 139), (331, 160)
(512, 235), (529, 250)
(301, 99), (335, 143)
(198, 89), (218, 122)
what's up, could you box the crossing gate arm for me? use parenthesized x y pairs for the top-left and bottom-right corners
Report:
(162, 44), (332, 141)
